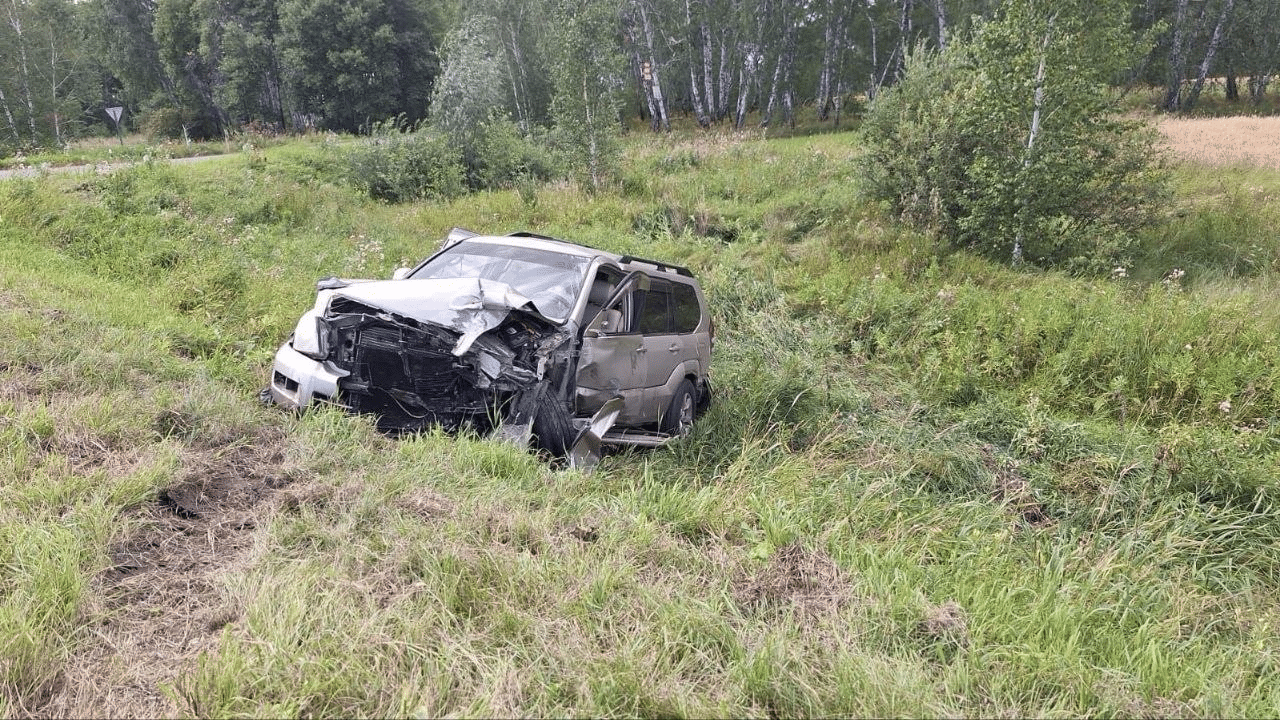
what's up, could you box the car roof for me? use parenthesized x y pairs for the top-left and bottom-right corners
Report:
(464, 233), (623, 262)
(462, 233), (697, 280)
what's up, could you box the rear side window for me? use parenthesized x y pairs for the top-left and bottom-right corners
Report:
(672, 282), (701, 334)
(640, 281), (672, 334)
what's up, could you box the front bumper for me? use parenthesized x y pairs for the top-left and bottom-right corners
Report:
(268, 343), (347, 410)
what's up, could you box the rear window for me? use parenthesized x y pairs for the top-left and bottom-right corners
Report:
(672, 282), (701, 333)
(640, 281), (672, 334)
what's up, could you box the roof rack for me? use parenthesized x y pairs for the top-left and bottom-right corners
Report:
(618, 255), (694, 277)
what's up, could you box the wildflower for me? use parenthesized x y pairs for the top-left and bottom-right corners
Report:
(1111, 266), (1128, 279)
(1218, 400), (1232, 413)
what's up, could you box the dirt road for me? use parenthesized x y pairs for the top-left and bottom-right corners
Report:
(0, 152), (230, 180)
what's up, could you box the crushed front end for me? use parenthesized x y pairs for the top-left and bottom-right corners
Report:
(268, 277), (573, 435)
(325, 298), (568, 431)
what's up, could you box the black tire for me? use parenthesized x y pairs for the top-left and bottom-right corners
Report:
(660, 379), (697, 437)
(531, 383), (574, 456)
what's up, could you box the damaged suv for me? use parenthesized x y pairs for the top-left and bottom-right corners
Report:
(267, 229), (713, 467)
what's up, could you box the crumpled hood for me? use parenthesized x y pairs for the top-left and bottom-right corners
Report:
(322, 277), (546, 356)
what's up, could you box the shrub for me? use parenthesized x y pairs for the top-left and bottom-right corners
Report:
(463, 117), (560, 190)
(345, 120), (465, 203)
(141, 106), (221, 142)
(859, 0), (1168, 272)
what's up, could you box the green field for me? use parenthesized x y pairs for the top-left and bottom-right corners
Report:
(2, 128), (1279, 717)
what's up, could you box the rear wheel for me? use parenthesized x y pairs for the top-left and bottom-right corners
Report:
(660, 379), (697, 437)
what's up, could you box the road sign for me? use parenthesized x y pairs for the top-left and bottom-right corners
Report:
(106, 106), (124, 145)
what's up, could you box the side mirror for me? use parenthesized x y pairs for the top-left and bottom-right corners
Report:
(392, 267), (412, 280)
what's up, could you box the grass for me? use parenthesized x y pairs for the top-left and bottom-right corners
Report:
(2, 118), (1280, 717)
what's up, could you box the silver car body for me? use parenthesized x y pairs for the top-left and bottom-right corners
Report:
(268, 230), (712, 453)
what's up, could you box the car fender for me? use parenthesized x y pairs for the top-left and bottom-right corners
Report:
(654, 359), (704, 406)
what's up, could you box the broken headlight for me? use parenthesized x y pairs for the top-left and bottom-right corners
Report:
(290, 309), (329, 360)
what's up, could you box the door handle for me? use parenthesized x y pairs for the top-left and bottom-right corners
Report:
(667, 344), (680, 353)
(635, 347), (648, 353)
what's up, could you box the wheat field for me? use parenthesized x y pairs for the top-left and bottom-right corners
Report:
(1157, 115), (1280, 168)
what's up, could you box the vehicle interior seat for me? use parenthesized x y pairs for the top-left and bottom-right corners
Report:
(583, 279), (615, 329)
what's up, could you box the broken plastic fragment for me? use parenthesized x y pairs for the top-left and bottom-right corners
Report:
(568, 397), (625, 472)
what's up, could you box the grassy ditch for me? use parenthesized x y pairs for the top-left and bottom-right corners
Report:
(2, 127), (1279, 717)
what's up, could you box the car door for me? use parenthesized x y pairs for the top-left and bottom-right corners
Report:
(636, 279), (677, 422)
(639, 279), (709, 421)
(669, 280), (709, 372)
(575, 271), (651, 425)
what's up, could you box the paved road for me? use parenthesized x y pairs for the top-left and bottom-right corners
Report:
(0, 152), (229, 180)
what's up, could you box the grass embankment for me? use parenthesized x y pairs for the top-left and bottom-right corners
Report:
(2, 127), (1279, 717)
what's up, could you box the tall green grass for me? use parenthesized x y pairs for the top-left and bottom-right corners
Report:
(2, 130), (1279, 716)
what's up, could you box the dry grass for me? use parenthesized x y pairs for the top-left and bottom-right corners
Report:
(732, 542), (856, 617)
(1157, 115), (1280, 168)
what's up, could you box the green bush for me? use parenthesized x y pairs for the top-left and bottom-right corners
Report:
(859, 0), (1168, 271)
(345, 121), (465, 203)
(462, 117), (560, 190)
(140, 106), (222, 142)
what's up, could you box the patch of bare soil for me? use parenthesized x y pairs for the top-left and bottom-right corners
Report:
(733, 542), (855, 617)
(394, 487), (455, 523)
(914, 598), (970, 661)
(981, 445), (1052, 528)
(917, 599), (968, 643)
(38, 428), (297, 719)
(0, 361), (43, 401)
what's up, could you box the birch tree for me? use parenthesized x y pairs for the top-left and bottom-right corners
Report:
(815, 0), (851, 122)
(3, 0), (41, 146)
(623, 0), (670, 131)
(711, 0), (739, 120)
(548, 0), (623, 191)
(477, 0), (553, 129)
(0, 0), (93, 151)
(1158, 0), (1242, 112)
(680, 0), (708, 127)
(860, 0), (1167, 271)
(758, 0), (799, 128)
(25, 0), (86, 146)
(733, 0), (765, 127)
(1184, 0), (1236, 110)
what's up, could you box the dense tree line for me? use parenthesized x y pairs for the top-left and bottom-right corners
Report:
(0, 0), (1278, 154)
